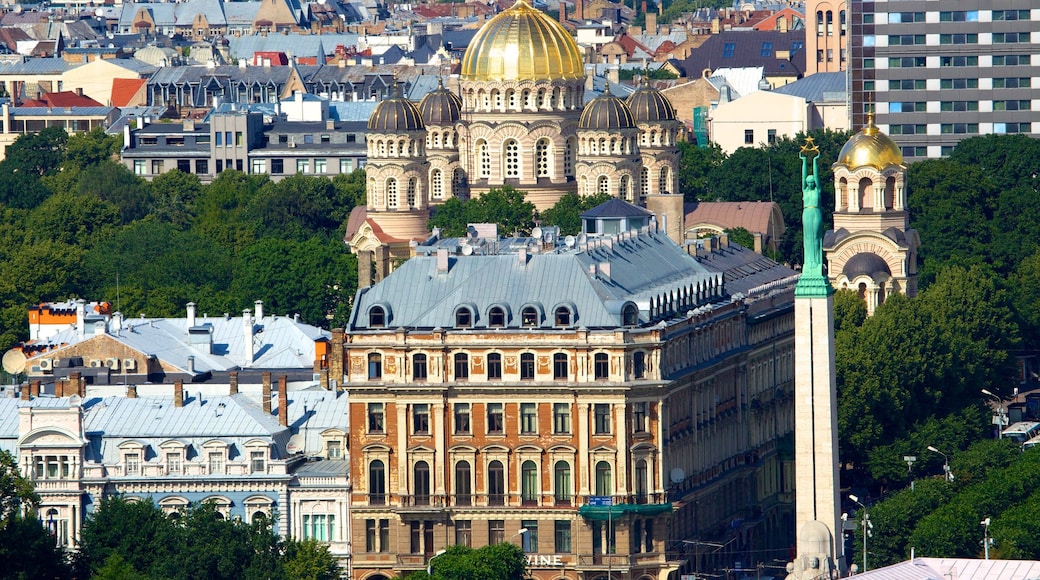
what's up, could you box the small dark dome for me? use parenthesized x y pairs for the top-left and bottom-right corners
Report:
(625, 82), (677, 123)
(418, 80), (462, 126)
(578, 90), (634, 130)
(368, 94), (425, 132)
(843, 253), (891, 278)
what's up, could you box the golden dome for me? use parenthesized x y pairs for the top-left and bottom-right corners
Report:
(836, 112), (904, 169)
(460, 0), (585, 82)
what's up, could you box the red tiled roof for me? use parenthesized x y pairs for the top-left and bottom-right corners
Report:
(20, 91), (104, 108)
(684, 201), (785, 239)
(111, 78), (147, 107)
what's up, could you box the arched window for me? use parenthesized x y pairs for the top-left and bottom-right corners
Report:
(386, 178), (398, 209)
(594, 352), (609, 380)
(858, 177), (872, 210)
(622, 303), (639, 326)
(658, 167), (671, 194)
(595, 461), (612, 496)
(520, 353), (535, 380)
(431, 169), (443, 199)
(455, 307), (473, 328)
(369, 460), (386, 505)
(580, 175), (589, 196)
(640, 167), (649, 199)
(414, 461), (430, 505)
(554, 461), (571, 504)
(478, 140), (491, 178)
(503, 139), (520, 178)
(635, 459), (648, 502)
(521, 306), (539, 327)
(536, 138), (551, 177)
(597, 175), (609, 195)
(488, 460), (505, 506)
(816, 10), (823, 36)
(555, 306), (572, 326)
(369, 306), (386, 327)
(455, 461), (472, 505)
(406, 177), (417, 207)
(452, 168), (463, 197)
(619, 175), (630, 201)
(388, 140), (397, 156)
(368, 353), (382, 380)
(488, 306), (507, 328)
(521, 460), (538, 505)
(633, 351), (646, 379)
(884, 176), (896, 210)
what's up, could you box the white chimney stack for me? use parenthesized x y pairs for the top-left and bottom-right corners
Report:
(76, 299), (86, 338)
(243, 309), (254, 365)
(187, 302), (197, 327)
(254, 300), (263, 321)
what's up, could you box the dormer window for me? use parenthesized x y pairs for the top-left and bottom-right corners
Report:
(369, 306), (386, 328)
(455, 307), (473, 328)
(521, 307), (539, 327)
(554, 306), (572, 326)
(622, 303), (639, 326)
(489, 307), (506, 328)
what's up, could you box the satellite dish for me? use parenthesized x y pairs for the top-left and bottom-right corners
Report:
(286, 434), (305, 454)
(461, 244), (474, 256)
(564, 235), (575, 247)
(576, 233), (587, 246)
(670, 467), (685, 484)
(531, 227), (542, 239)
(68, 394), (82, 406)
(13, 4), (22, 14)
(94, 7), (104, 17)
(2, 349), (26, 374)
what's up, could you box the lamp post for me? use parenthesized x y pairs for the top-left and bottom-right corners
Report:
(927, 445), (953, 482)
(427, 548), (447, 576)
(511, 527), (529, 549)
(681, 539), (725, 580)
(849, 495), (872, 572)
(982, 389), (1007, 438)
(981, 518), (992, 559)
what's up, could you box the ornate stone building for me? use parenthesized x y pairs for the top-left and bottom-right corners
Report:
(824, 112), (920, 314)
(346, 0), (684, 281)
(336, 201), (799, 580)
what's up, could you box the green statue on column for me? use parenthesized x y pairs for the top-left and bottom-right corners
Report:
(795, 137), (834, 298)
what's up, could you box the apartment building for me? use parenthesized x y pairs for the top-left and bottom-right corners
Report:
(848, 2), (1039, 160)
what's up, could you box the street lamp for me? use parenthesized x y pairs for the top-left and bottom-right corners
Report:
(849, 495), (872, 572)
(981, 518), (992, 559)
(427, 548), (447, 576)
(681, 539), (726, 580)
(927, 446), (953, 482)
(510, 527), (529, 548)
(982, 389), (1007, 437)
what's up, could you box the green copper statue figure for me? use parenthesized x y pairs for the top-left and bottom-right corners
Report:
(795, 137), (833, 297)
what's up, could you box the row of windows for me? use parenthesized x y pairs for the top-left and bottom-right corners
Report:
(474, 138), (575, 180)
(367, 458), (644, 507)
(370, 302), (638, 329)
(367, 400), (651, 437)
(814, 10), (846, 37)
(365, 350), (648, 383)
(889, 56), (926, 68)
(887, 10), (1026, 22)
(131, 157), (361, 177)
(467, 86), (581, 112)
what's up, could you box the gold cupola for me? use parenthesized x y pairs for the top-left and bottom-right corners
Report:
(835, 111), (904, 169)
(460, 0), (585, 82)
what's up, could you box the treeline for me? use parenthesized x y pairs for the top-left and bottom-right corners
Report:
(0, 127), (364, 359)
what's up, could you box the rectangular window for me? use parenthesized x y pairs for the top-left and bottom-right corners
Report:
(297, 159), (309, 174)
(456, 520), (472, 547)
(487, 403), (504, 434)
(553, 403), (571, 434)
(555, 521), (572, 553)
(413, 355), (428, 381)
(250, 451), (265, 473)
(940, 78), (979, 90)
(379, 519), (390, 552)
(303, 514), (335, 541)
(744, 129), (754, 144)
(251, 159), (265, 174)
(594, 403), (612, 435)
(327, 440), (342, 459)
(633, 402), (648, 433)
(366, 519), (377, 552)
(176, 159), (191, 172)
(340, 159), (353, 173)
(166, 452), (182, 475)
(993, 10), (1029, 21)
(368, 402), (385, 433)
(413, 404), (430, 435)
(151, 160), (164, 174)
(321, 134), (331, 143)
(993, 32), (1030, 44)
(195, 159), (208, 174)
(767, 129), (777, 144)
(314, 159), (327, 174)
(133, 160), (146, 175)
(722, 42), (735, 58)
(939, 33), (977, 45)
(208, 452), (224, 475)
(759, 41), (772, 57)
(487, 354), (502, 380)
(303, 134), (314, 144)
(521, 403), (538, 434)
(454, 403), (471, 434)
(125, 453), (141, 475)
(235, 131), (243, 146)
(224, 132), (232, 146)
(236, 159), (243, 172)
(215, 132), (223, 146)
(940, 101), (979, 112)
(941, 56), (978, 67)
(522, 520), (539, 553)
(520, 354), (535, 380)
(991, 78), (1028, 89)
(271, 159), (284, 174)
(489, 520), (505, 545)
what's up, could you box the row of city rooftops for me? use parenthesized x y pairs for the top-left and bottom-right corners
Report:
(349, 199), (797, 332)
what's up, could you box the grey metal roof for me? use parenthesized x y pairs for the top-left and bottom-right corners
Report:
(0, 57), (72, 75)
(350, 229), (718, 331)
(10, 106), (115, 116)
(691, 241), (798, 296)
(228, 34), (359, 59)
(855, 557), (1040, 580)
(581, 198), (652, 219)
(773, 71), (846, 102)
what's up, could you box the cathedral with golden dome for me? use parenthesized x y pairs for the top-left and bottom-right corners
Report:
(824, 111), (920, 314)
(347, 0), (684, 280)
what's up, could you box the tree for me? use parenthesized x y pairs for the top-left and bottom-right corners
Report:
(0, 450), (71, 579)
(429, 186), (536, 237)
(407, 543), (528, 580)
(282, 539), (341, 580)
(539, 191), (611, 235)
(78, 496), (178, 577)
(64, 127), (121, 171)
(77, 161), (153, 225)
(677, 141), (724, 202)
(248, 174), (341, 239)
(151, 170), (203, 228)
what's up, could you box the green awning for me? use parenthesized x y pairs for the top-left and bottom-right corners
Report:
(578, 503), (673, 521)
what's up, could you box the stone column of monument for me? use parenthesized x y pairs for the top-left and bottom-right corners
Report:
(787, 137), (842, 580)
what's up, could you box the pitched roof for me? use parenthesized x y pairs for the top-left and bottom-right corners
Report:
(678, 29), (805, 78)
(20, 90), (103, 108)
(773, 71), (846, 102)
(854, 558), (1040, 580)
(111, 78), (148, 107)
(684, 201), (785, 238)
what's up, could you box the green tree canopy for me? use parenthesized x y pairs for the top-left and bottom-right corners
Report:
(407, 543), (528, 580)
(429, 186), (536, 237)
(539, 191), (611, 235)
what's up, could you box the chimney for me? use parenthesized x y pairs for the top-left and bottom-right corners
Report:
(559, 0), (567, 23)
(56, 379), (64, 398)
(720, 232), (729, 248)
(21, 383), (30, 400)
(753, 232), (763, 254)
(187, 302), (197, 327)
(187, 355), (195, 374)
(229, 371), (239, 395)
(254, 300), (264, 321)
(326, 119), (336, 131)
(69, 372), (83, 397)
(599, 262), (611, 280)
(278, 376), (288, 427)
(646, 10), (658, 35)
(174, 380), (183, 407)
(110, 311), (123, 333)
(76, 299), (86, 338)
(436, 248), (450, 273)
(243, 309), (254, 365)
(262, 372), (272, 415)
(519, 247), (528, 266)
(576, 0), (584, 22)
(330, 328), (344, 386)
(319, 368), (329, 390)
(127, 385), (137, 398)
(608, 66), (619, 85)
